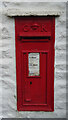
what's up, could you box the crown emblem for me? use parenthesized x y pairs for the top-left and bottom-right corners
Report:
(31, 24), (39, 30)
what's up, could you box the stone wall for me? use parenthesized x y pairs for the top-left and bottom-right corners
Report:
(1, 2), (66, 118)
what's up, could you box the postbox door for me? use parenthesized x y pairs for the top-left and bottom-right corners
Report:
(22, 52), (47, 105)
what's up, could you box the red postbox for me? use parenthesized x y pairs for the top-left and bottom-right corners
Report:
(15, 17), (55, 111)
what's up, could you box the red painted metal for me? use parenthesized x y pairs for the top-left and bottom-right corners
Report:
(15, 17), (55, 111)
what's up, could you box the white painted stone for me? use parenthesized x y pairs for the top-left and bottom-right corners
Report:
(1, 1), (66, 119)
(1, 0), (68, 2)
(6, 9), (62, 16)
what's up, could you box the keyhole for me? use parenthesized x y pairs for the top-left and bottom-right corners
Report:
(30, 82), (32, 85)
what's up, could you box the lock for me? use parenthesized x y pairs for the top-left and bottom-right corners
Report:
(30, 81), (32, 84)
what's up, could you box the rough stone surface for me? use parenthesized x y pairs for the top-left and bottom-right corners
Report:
(6, 9), (62, 16)
(0, 1), (66, 118)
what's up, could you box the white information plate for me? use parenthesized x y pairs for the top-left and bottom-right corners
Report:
(28, 53), (40, 76)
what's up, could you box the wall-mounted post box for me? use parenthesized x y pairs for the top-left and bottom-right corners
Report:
(15, 17), (55, 111)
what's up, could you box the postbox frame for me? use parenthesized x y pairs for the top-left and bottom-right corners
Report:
(15, 16), (55, 111)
